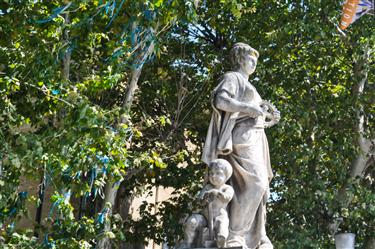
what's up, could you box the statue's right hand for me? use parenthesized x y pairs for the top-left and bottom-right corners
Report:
(203, 191), (216, 202)
(247, 104), (263, 117)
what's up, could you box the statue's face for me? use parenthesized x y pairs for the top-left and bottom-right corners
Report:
(240, 53), (257, 75)
(209, 167), (226, 187)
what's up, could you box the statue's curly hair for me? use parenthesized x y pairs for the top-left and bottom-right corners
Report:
(209, 159), (233, 182)
(229, 42), (259, 70)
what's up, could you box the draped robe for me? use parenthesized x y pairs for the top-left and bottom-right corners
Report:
(202, 72), (273, 249)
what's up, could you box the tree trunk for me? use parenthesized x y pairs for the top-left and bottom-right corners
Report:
(97, 21), (156, 249)
(364, 237), (375, 249)
(328, 43), (374, 234)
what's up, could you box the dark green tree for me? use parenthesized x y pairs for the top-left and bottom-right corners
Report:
(0, 1), (374, 248)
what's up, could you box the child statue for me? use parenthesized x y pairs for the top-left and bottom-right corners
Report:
(180, 159), (234, 248)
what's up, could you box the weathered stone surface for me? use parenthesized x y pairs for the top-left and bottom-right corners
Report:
(181, 43), (280, 249)
(182, 160), (234, 248)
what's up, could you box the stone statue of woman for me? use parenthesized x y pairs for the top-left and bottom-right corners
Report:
(202, 42), (280, 249)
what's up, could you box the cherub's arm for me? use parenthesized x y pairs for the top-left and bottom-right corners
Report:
(217, 185), (234, 203)
(198, 185), (212, 204)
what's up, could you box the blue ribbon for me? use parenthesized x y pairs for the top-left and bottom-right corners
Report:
(35, 2), (72, 24)
(44, 234), (56, 248)
(106, 0), (127, 28)
(8, 208), (16, 216)
(96, 208), (108, 224)
(74, 171), (81, 179)
(96, 155), (110, 164)
(51, 89), (60, 95)
(49, 191), (71, 217)
(18, 191), (28, 199)
(89, 166), (97, 193)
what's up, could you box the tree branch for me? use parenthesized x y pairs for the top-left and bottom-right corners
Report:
(328, 42), (374, 235)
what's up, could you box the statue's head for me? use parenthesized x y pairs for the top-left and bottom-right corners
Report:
(229, 42), (259, 75)
(209, 159), (233, 186)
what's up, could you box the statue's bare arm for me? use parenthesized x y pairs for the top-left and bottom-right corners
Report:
(199, 185), (213, 204)
(217, 185), (234, 203)
(215, 91), (263, 117)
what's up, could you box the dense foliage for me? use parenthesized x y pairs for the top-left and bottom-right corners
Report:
(0, 0), (374, 248)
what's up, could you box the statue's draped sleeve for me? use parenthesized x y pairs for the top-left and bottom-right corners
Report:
(202, 72), (243, 165)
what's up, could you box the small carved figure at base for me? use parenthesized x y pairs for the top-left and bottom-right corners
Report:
(180, 214), (207, 248)
(180, 159), (234, 249)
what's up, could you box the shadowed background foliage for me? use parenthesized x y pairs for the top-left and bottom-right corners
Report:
(0, 1), (374, 248)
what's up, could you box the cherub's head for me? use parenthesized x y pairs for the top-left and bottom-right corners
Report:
(208, 159), (233, 187)
(229, 42), (259, 76)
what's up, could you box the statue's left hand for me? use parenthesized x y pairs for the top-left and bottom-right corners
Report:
(207, 189), (219, 196)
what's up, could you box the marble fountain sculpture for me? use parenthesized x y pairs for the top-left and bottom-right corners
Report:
(179, 43), (281, 249)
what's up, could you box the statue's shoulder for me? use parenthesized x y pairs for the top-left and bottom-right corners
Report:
(221, 71), (239, 81)
(214, 72), (241, 96)
(223, 183), (234, 191)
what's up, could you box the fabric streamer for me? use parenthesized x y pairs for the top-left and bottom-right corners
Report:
(340, 0), (374, 30)
(97, 207), (109, 224)
(34, 2), (72, 24)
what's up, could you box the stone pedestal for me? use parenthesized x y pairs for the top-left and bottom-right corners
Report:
(335, 233), (355, 249)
